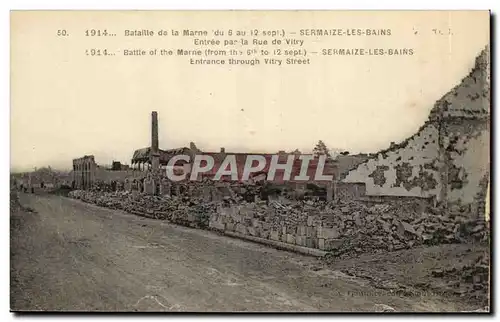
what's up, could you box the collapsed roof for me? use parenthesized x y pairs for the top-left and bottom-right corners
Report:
(131, 147), (193, 165)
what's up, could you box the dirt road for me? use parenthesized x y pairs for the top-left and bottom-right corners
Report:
(10, 193), (472, 312)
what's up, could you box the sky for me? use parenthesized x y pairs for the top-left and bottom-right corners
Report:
(10, 11), (490, 171)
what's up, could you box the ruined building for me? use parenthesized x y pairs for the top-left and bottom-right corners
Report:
(73, 48), (490, 211)
(342, 47), (490, 216)
(131, 115), (339, 184)
(72, 155), (97, 189)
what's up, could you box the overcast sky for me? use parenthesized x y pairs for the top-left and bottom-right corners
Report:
(10, 11), (489, 171)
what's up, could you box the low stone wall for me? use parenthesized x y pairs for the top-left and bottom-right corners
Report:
(208, 198), (489, 257)
(209, 203), (343, 251)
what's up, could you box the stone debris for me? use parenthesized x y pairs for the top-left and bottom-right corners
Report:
(432, 252), (490, 305)
(317, 199), (489, 258)
(68, 189), (216, 228)
(68, 181), (489, 258)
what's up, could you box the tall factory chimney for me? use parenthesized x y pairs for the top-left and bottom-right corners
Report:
(151, 111), (160, 173)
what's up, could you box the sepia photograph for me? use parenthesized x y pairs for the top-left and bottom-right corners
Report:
(9, 10), (491, 313)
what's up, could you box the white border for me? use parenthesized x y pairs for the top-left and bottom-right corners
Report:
(2, 1), (498, 321)
(2, 0), (498, 10)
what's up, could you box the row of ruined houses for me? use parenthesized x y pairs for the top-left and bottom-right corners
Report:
(72, 47), (491, 218)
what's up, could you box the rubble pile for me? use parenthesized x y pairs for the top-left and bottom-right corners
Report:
(415, 209), (489, 245)
(432, 252), (490, 305)
(121, 195), (173, 220)
(263, 200), (308, 230)
(455, 252), (490, 304)
(318, 199), (489, 257)
(170, 198), (217, 228)
(69, 180), (489, 256)
(227, 183), (264, 202)
(212, 181), (322, 204)
(215, 198), (329, 233)
(91, 180), (119, 193)
(68, 190), (216, 228)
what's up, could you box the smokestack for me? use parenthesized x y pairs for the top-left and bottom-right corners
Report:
(152, 111), (159, 153)
(151, 111), (160, 174)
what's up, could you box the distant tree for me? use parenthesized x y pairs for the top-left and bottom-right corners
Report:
(291, 149), (302, 155)
(313, 140), (331, 158)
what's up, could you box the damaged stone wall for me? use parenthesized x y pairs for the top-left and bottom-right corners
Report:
(343, 47), (490, 214)
(343, 123), (441, 198)
(445, 120), (489, 206)
(72, 156), (97, 190)
(438, 48), (490, 216)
